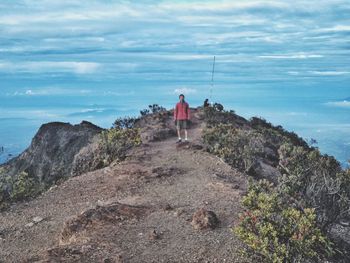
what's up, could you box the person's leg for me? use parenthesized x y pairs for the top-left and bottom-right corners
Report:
(177, 127), (181, 140)
(176, 120), (182, 142)
(184, 129), (188, 141)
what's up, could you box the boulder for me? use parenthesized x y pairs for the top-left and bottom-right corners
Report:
(191, 208), (219, 230)
(246, 159), (281, 184)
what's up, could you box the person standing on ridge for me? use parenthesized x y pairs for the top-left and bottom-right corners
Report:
(174, 94), (190, 143)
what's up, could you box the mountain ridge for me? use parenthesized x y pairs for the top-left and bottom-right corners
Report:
(0, 105), (349, 262)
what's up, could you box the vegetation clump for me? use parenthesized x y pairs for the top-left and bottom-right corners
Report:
(278, 143), (350, 228)
(202, 104), (350, 261)
(203, 103), (236, 126)
(234, 180), (334, 263)
(100, 116), (142, 165)
(203, 124), (265, 171)
(0, 168), (43, 209)
(113, 117), (138, 129)
(250, 117), (309, 149)
(140, 104), (166, 116)
(9, 171), (41, 201)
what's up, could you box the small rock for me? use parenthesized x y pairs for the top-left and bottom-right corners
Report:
(32, 216), (44, 223)
(191, 208), (220, 230)
(25, 222), (34, 228)
(174, 208), (185, 217)
(233, 184), (240, 189)
(49, 185), (57, 191)
(149, 229), (160, 240)
(191, 144), (203, 150)
(103, 258), (117, 263)
(164, 203), (173, 211)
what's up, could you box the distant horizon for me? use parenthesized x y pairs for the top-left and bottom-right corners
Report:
(0, 101), (349, 167)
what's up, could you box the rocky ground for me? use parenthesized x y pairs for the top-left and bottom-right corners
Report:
(0, 108), (249, 262)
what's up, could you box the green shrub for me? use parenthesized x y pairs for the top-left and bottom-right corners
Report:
(203, 124), (265, 171)
(203, 105), (237, 126)
(100, 127), (141, 165)
(0, 167), (10, 208)
(336, 168), (350, 220)
(250, 117), (309, 149)
(113, 117), (138, 129)
(203, 110), (349, 228)
(278, 143), (348, 227)
(234, 180), (334, 263)
(201, 107), (348, 259)
(9, 171), (41, 201)
(140, 104), (166, 116)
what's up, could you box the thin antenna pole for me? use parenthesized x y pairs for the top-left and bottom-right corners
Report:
(210, 56), (216, 101)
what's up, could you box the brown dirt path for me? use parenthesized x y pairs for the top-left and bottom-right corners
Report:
(0, 110), (248, 263)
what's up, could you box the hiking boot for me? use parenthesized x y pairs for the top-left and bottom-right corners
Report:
(176, 138), (182, 143)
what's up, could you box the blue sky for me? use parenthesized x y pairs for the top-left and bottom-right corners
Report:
(1, 0), (349, 81)
(0, 0), (350, 164)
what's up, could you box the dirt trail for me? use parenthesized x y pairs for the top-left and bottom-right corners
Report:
(0, 112), (248, 263)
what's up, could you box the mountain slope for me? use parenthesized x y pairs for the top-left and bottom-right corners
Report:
(1, 106), (349, 262)
(0, 108), (248, 262)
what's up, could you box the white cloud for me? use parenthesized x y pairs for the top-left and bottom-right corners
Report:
(325, 100), (350, 108)
(287, 71), (300, 75)
(25, 90), (33, 95)
(159, 1), (288, 12)
(0, 61), (101, 74)
(286, 112), (308, 116)
(259, 53), (324, 59)
(157, 54), (212, 61)
(7, 87), (92, 96)
(319, 25), (350, 32)
(102, 90), (136, 96)
(173, 88), (197, 95)
(309, 71), (350, 76)
(0, 5), (143, 25)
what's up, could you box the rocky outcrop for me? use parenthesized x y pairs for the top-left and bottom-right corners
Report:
(135, 110), (177, 142)
(4, 121), (103, 184)
(71, 136), (106, 177)
(60, 202), (151, 246)
(0, 121), (103, 206)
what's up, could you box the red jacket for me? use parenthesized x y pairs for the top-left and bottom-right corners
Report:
(174, 102), (190, 120)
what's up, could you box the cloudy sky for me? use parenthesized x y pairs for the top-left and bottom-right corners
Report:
(1, 0), (349, 83)
(0, 0), (350, 164)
